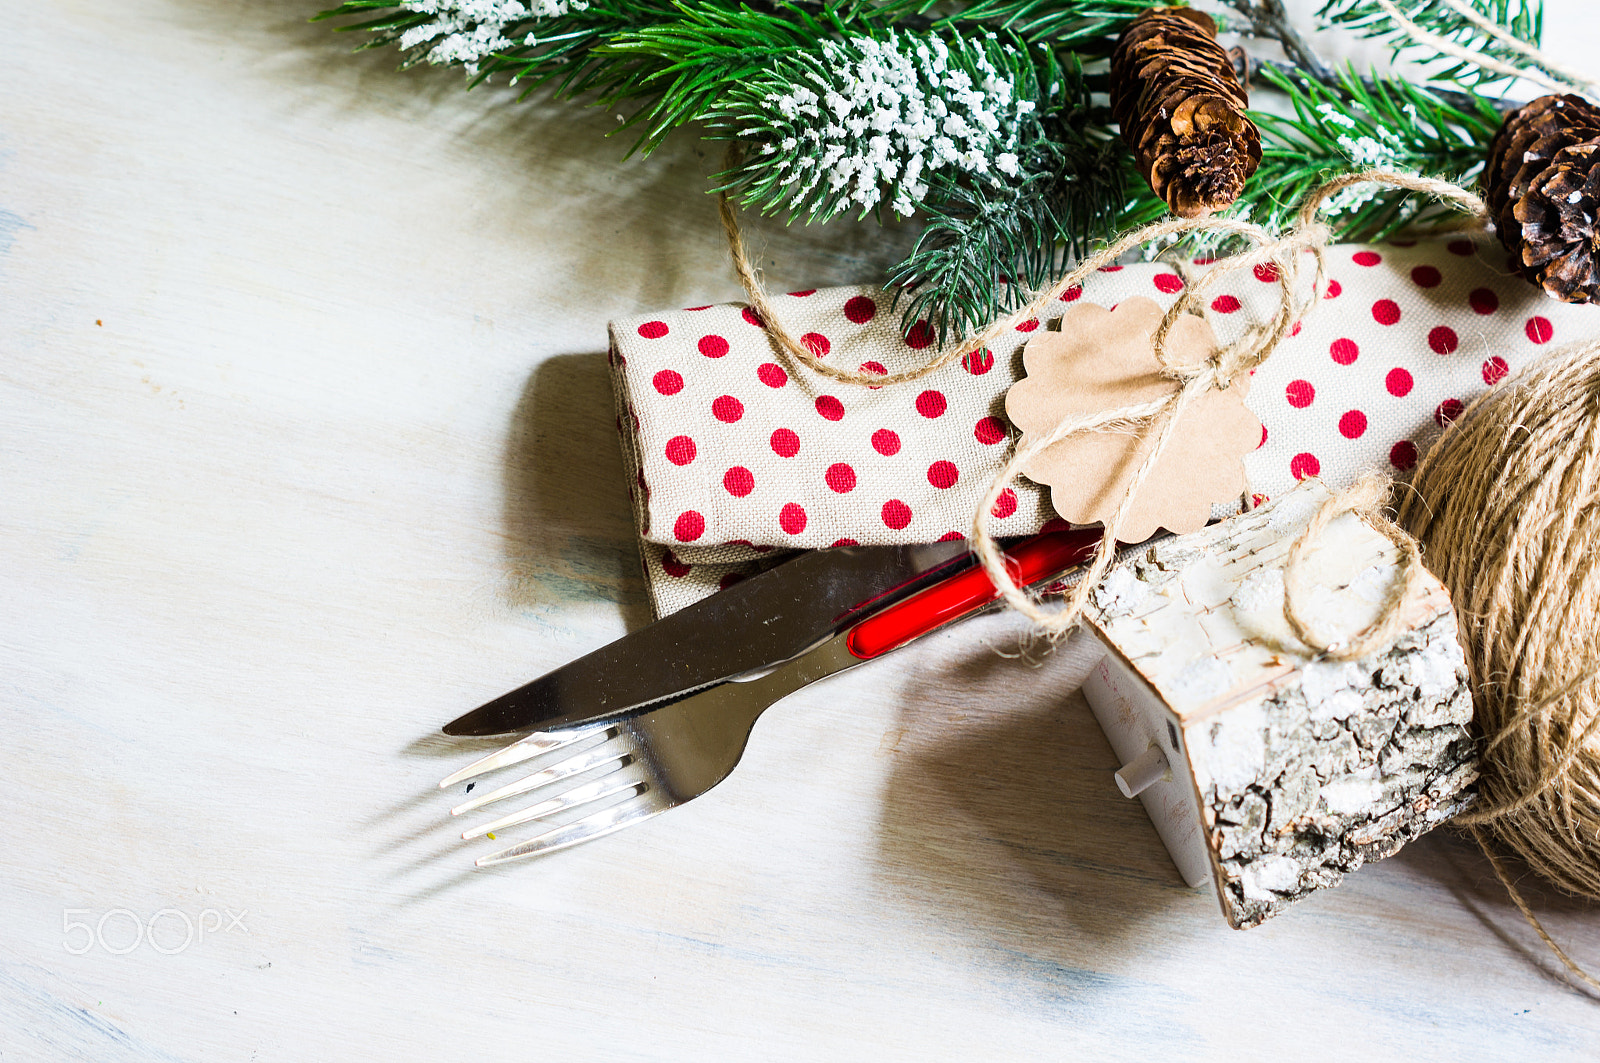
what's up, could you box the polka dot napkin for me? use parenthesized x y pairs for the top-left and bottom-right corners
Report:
(608, 237), (1600, 617)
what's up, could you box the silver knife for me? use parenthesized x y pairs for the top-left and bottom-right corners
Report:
(442, 540), (974, 736)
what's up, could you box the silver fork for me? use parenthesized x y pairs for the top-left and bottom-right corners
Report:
(440, 632), (865, 866)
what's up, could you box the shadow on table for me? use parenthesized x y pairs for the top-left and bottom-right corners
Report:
(878, 637), (1600, 994)
(173, 0), (924, 304)
(368, 353), (647, 864)
(874, 630), (1197, 963)
(500, 353), (654, 629)
(175, 0), (927, 639)
(1392, 823), (1600, 996)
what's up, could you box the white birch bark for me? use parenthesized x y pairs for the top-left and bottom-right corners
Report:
(1084, 481), (1479, 928)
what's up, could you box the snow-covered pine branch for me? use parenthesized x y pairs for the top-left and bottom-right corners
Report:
(714, 31), (1040, 221)
(396, 0), (587, 73)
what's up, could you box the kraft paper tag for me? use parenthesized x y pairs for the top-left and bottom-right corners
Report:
(1004, 296), (1261, 542)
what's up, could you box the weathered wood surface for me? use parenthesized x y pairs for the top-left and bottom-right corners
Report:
(4, 2), (1600, 1060)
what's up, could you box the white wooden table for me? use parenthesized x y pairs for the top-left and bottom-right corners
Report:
(5, 2), (1600, 1059)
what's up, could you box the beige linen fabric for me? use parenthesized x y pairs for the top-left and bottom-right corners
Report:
(608, 238), (1600, 616)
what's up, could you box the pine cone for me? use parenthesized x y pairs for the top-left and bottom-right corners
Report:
(1110, 6), (1261, 219)
(1485, 93), (1600, 303)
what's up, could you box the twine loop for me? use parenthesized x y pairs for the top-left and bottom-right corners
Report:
(1280, 472), (1428, 661)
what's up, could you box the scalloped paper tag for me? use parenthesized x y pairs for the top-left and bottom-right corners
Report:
(1004, 296), (1261, 542)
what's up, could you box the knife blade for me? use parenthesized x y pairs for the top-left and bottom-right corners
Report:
(442, 539), (974, 736)
(438, 526), (1106, 801)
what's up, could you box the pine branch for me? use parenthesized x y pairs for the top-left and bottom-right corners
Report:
(706, 29), (1048, 222)
(314, 0), (1530, 344)
(1316, 0), (1543, 89)
(590, 3), (896, 154)
(881, 55), (1137, 342)
(1222, 0), (1336, 82)
(1241, 64), (1500, 241)
(1240, 54), (1517, 116)
(878, 0), (1175, 50)
(312, 1), (1166, 153)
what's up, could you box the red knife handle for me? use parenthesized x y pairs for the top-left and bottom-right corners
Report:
(844, 528), (1104, 660)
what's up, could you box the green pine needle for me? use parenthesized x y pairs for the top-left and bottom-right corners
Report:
(1318, 0), (1543, 89)
(883, 55), (1138, 343)
(882, 0), (1174, 48)
(1244, 65), (1500, 242)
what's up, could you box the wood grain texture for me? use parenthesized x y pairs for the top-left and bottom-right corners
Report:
(2, 2), (1599, 1060)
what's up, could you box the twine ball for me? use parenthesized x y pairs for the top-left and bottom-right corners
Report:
(1397, 340), (1600, 898)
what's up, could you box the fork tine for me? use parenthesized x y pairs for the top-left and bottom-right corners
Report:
(448, 741), (633, 816)
(459, 773), (644, 840)
(438, 722), (613, 791)
(475, 795), (669, 867)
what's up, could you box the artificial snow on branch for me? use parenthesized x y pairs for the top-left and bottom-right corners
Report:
(712, 31), (1037, 221)
(393, 0), (588, 73)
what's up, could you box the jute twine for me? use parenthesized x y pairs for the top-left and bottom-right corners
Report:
(1396, 339), (1600, 991)
(720, 168), (1600, 986)
(1281, 472), (1430, 661)
(721, 168), (1482, 641)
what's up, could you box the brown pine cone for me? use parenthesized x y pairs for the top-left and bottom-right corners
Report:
(1110, 6), (1262, 219)
(1485, 93), (1600, 303)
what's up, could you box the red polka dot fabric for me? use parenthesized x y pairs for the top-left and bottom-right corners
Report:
(612, 239), (1600, 615)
